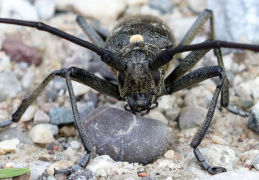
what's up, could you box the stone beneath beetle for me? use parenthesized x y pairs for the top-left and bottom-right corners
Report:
(84, 106), (171, 164)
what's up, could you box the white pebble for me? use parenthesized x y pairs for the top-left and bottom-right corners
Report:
(69, 140), (82, 150)
(20, 105), (37, 122)
(64, 147), (76, 163)
(86, 155), (115, 173)
(0, 138), (20, 155)
(164, 150), (175, 159)
(29, 124), (55, 143)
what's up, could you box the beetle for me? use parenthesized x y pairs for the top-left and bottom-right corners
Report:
(0, 9), (259, 175)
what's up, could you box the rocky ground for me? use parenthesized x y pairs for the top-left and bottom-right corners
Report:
(1, 0), (259, 180)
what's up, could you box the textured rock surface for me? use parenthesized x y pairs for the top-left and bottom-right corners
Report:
(203, 171), (259, 180)
(84, 107), (171, 164)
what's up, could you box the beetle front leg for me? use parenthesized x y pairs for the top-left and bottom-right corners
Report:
(165, 66), (227, 174)
(0, 67), (122, 175)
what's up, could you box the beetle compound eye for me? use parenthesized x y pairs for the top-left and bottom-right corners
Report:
(153, 70), (160, 85)
(118, 74), (125, 87)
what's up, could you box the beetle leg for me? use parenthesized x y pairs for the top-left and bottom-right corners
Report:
(179, 9), (215, 46)
(76, 16), (104, 47)
(0, 67), (122, 174)
(165, 66), (227, 174)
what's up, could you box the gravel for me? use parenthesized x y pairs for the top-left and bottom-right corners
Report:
(1, 0), (259, 179)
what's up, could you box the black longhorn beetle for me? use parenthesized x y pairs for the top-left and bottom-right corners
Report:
(0, 9), (259, 175)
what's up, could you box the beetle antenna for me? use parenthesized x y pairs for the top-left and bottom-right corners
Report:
(149, 40), (259, 70)
(0, 18), (126, 72)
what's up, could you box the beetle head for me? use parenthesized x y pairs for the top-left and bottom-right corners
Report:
(117, 42), (165, 114)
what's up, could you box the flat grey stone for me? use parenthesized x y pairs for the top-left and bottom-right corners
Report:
(84, 107), (171, 164)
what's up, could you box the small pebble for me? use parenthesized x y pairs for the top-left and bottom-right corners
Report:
(41, 123), (59, 136)
(20, 105), (37, 122)
(1, 38), (43, 65)
(86, 155), (115, 176)
(212, 135), (226, 145)
(64, 147), (77, 163)
(34, 109), (50, 124)
(69, 140), (82, 150)
(34, 0), (55, 20)
(59, 125), (76, 137)
(0, 138), (20, 155)
(178, 106), (207, 130)
(49, 107), (74, 125)
(29, 124), (55, 143)
(164, 150), (175, 159)
(28, 160), (52, 180)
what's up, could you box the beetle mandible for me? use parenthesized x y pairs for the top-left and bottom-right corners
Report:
(0, 9), (259, 175)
